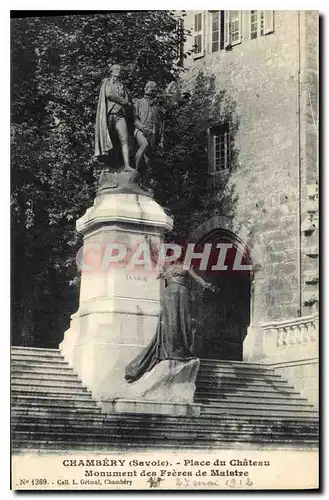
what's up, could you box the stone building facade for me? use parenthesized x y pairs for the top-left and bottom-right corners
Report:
(179, 10), (319, 405)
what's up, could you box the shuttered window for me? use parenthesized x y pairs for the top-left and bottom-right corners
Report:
(211, 11), (220, 52)
(193, 12), (204, 57)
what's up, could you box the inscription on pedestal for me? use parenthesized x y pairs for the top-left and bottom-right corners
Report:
(126, 274), (148, 282)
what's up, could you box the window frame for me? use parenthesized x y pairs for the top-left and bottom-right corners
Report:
(250, 10), (265, 39)
(208, 123), (231, 175)
(210, 10), (220, 53)
(224, 10), (242, 49)
(250, 10), (274, 39)
(264, 10), (274, 35)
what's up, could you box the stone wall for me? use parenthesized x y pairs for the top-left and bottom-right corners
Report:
(270, 359), (319, 408)
(181, 10), (319, 326)
(299, 11), (319, 316)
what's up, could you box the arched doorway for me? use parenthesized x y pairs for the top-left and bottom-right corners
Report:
(191, 228), (252, 361)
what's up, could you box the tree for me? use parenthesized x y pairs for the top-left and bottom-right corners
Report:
(11, 12), (188, 346)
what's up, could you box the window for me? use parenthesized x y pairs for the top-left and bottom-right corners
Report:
(250, 10), (274, 39)
(211, 11), (220, 52)
(224, 11), (242, 48)
(208, 124), (230, 174)
(250, 10), (264, 39)
(193, 12), (204, 57)
(210, 11), (225, 52)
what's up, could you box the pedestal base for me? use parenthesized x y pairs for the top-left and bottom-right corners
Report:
(99, 400), (201, 417)
(60, 190), (174, 404)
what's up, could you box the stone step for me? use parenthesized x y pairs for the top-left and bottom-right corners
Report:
(10, 354), (69, 365)
(197, 398), (313, 409)
(11, 416), (318, 437)
(197, 373), (281, 384)
(197, 366), (279, 378)
(11, 384), (89, 395)
(11, 393), (95, 406)
(11, 377), (86, 388)
(12, 408), (102, 419)
(11, 404), (318, 432)
(13, 424), (317, 443)
(11, 347), (61, 355)
(11, 396), (100, 410)
(12, 398), (96, 409)
(199, 359), (271, 369)
(11, 424), (318, 444)
(11, 366), (80, 378)
(197, 371), (287, 385)
(12, 439), (319, 452)
(11, 407), (318, 426)
(204, 413), (319, 422)
(11, 363), (74, 374)
(196, 376), (294, 389)
(11, 413), (318, 433)
(201, 405), (317, 418)
(10, 408), (319, 432)
(195, 394), (308, 404)
(10, 348), (318, 451)
(12, 430), (318, 448)
(195, 385), (301, 396)
(11, 349), (62, 358)
(196, 372), (288, 383)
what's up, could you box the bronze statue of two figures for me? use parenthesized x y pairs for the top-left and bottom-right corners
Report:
(94, 64), (163, 196)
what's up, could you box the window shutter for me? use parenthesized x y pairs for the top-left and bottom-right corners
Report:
(264, 10), (274, 35)
(207, 128), (214, 174)
(176, 17), (184, 66)
(193, 12), (204, 58)
(236, 10), (242, 45)
(224, 11), (230, 48)
(211, 11), (220, 53)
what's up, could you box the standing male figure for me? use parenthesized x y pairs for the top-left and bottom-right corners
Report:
(94, 64), (133, 172)
(134, 81), (163, 190)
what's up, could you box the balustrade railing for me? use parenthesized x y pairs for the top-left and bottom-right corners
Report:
(261, 314), (318, 348)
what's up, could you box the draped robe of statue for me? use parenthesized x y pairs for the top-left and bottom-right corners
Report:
(94, 77), (128, 159)
(125, 266), (196, 383)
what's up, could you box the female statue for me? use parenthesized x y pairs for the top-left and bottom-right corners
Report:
(125, 236), (216, 383)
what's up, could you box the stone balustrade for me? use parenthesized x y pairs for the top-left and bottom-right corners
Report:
(261, 314), (318, 348)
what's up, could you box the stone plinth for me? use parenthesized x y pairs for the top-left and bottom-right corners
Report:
(99, 400), (202, 417)
(60, 191), (173, 400)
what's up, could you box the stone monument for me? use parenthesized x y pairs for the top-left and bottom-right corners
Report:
(60, 66), (201, 416)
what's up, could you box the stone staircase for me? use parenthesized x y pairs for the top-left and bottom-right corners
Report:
(11, 347), (318, 452)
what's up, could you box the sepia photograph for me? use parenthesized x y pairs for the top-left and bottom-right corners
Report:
(10, 8), (319, 490)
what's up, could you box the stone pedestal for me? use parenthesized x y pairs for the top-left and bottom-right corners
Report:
(60, 190), (173, 400)
(100, 400), (202, 417)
